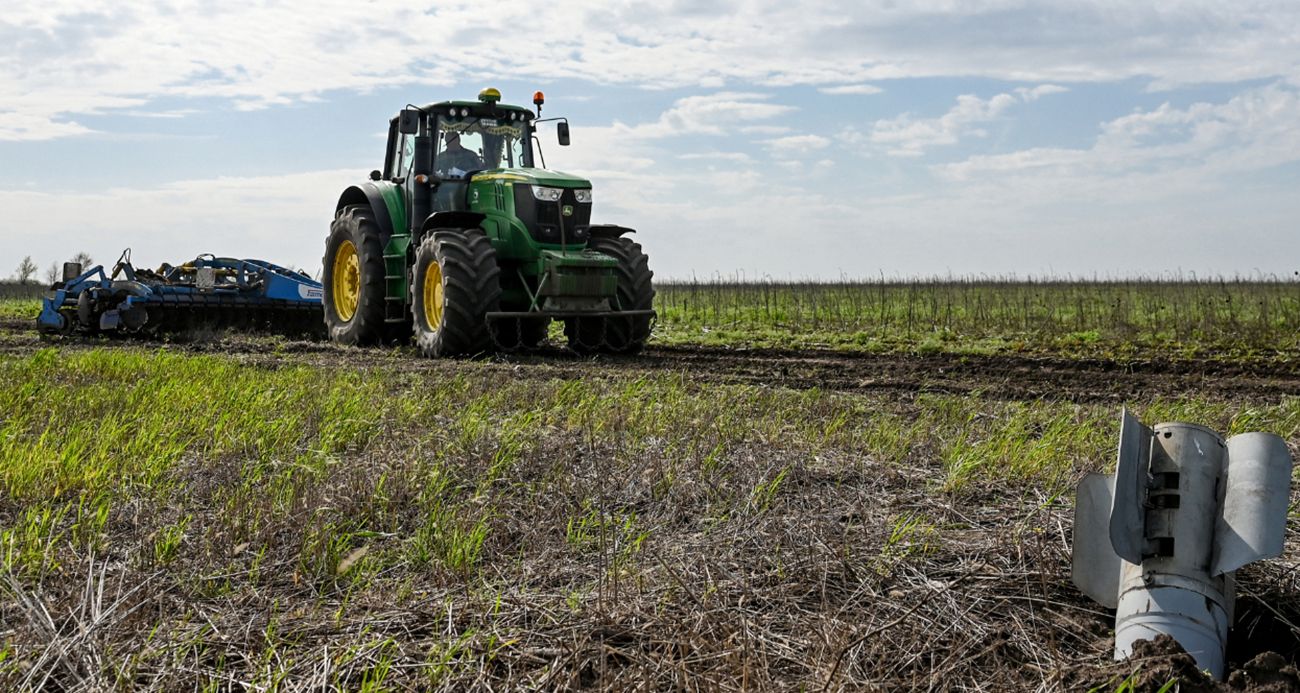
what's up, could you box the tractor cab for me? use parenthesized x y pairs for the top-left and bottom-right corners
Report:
(383, 89), (537, 207)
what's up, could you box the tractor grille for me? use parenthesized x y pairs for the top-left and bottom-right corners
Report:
(513, 186), (592, 245)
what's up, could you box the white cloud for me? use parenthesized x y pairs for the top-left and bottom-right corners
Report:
(765, 134), (831, 153)
(1015, 84), (1068, 101)
(0, 111), (93, 140)
(615, 92), (795, 138)
(116, 109), (200, 119)
(870, 85), (1066, 157)
(819, 84), (884, 95)
(781, 80), (1300, 276)
(870, 93), (1016, 157)
(935, 82), (1300, 192)
(4, 3), (1300, 140)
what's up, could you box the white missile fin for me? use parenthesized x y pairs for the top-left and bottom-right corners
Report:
(1212, 433), (1292, 576)
(1073, 472), (1122, 608)
(1110, 409), (1151, 566)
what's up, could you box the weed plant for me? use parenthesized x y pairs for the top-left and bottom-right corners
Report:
(655, 276), (1300, 357)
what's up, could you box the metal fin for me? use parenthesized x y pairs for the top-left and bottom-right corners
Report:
(1110, 409), (1152, 565)
(1212, 433), (1293, 576)
(1073, 472), (1122, 607)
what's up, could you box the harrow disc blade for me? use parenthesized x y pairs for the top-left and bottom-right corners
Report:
(141, 303), (324, 338)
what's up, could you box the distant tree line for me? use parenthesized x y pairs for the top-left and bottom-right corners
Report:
(0, 252), (95, 298)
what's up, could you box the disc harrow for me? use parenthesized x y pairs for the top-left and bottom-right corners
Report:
(37, 249), (324, 338)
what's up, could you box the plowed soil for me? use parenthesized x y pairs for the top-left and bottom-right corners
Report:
(8, 317), (1300, 404)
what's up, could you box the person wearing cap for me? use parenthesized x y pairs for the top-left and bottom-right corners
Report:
(434, 131), (483, 212)
(437, 132), (483, 178)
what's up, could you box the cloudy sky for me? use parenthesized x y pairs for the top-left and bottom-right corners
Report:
(3, 1), (1300, 280)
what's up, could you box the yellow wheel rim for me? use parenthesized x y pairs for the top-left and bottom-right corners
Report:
(332, 240), (360, 322)
(423, 261), (444, 332)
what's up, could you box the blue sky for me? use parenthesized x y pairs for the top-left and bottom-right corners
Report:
(3, 1), (1300, 280)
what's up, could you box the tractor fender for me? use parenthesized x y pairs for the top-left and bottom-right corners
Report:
(418, 211), (486, 235)
(336, 183), (396, 237)
(588, 224), (636, 239)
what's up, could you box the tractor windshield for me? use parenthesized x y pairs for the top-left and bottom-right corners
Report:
(435, 115), (530, 178)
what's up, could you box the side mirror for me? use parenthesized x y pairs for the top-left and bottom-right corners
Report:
(369, 170), (382, 181)
(398, 109), (420, 135)
(557, 121), (570, 146)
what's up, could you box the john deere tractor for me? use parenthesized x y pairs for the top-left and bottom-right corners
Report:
(323, 88), (654, 357)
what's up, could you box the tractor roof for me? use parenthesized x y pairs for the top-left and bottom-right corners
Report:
(432, 99), (531, 111)
(390, 89), (536, 126)
(410, 99), (534, 119)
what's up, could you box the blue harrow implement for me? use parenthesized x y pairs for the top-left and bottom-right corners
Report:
(38, 249), (324, 337)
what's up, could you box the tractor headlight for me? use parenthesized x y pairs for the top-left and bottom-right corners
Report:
(574, 189), (592, 204)
(530, 185), (563, 202)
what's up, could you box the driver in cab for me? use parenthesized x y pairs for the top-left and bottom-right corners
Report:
(437, 132), (482, 178)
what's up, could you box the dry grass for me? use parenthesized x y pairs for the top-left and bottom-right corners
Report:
(7, 444), (1298, 691)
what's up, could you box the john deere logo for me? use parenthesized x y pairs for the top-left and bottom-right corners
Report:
(562, 205), (574, 217)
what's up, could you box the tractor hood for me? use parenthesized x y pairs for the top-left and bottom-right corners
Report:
(472, 168), (595, 247)
(471, 168), (591, 188)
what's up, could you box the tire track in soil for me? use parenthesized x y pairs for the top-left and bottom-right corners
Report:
(622, 345), (1300, 403)
(5, 319), (1300, 403)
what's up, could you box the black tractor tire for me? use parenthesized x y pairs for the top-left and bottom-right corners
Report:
(565, 236), (655, 354)
(76, 287), (99, 333)
(322, 205), (389, 345)
(491, 317), (550, 351)
(411, 228), (501, 357)
(56, 309), (78, 335)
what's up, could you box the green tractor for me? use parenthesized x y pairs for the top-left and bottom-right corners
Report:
(323, 88), (655, 357)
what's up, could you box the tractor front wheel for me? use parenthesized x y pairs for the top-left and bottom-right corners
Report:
(411, 229), (501, 357)
(323, 205), (388, 345)
(565, 236), (654, 354)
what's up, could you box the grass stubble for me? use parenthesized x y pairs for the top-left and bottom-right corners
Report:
(0, 283), (1299, 690)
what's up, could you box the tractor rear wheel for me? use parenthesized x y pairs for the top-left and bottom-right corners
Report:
(565, 236), (654, 354)
(323, 205), (388, 345)
(411, 228), (501, 357)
